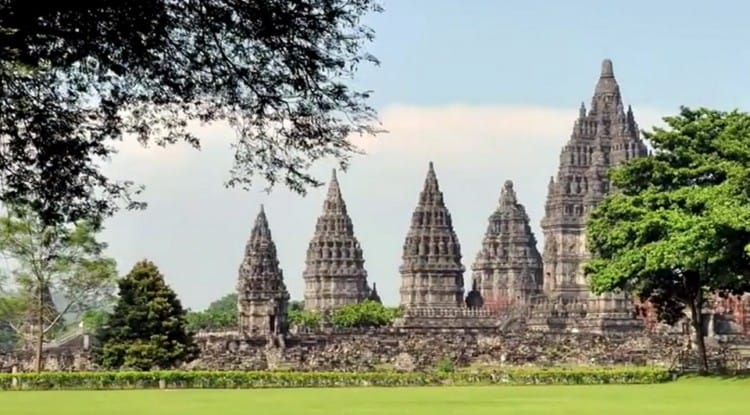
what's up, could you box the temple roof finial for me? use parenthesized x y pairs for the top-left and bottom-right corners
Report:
(601, 59), (614, 78)
(423, 161), (440, 193)
(253, 204), (269, 233)
(325, 169), (345, 209)
(500, 180), (518, 205)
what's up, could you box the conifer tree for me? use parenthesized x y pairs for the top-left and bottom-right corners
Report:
(94, 260), (197, 370)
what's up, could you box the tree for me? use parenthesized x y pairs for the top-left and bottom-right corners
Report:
(0, 205), (117, 371)
(0, 1), (383, 229)
(94, 260), (197, 371)
(585, 107), (750, 373)
(185, 293), (237, 332)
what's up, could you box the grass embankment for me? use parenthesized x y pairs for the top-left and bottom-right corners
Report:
(0, 377), (748, 415)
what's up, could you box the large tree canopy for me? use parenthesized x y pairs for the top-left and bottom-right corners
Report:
(585, 107), (750, 372)
(0, 1), (382, 227)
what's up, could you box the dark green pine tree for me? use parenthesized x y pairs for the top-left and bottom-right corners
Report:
(93, 260), (197, 370)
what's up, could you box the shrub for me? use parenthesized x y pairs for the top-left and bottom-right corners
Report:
(435, 357), (456, 374)
(0, 367), (674, 390)
(288, 309), (322, 329)
(330, 301), (401, 328)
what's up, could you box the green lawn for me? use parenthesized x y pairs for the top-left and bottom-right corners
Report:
(0, 377), (747, 415)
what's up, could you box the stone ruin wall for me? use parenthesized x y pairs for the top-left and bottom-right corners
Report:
(5, 301), (750, 373)
(189, 329), (690, 372)
(4, 324), (750, 373)
(0, 329), (687, 373)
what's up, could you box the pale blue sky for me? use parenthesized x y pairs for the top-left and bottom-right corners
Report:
(102, 0), (750, 310)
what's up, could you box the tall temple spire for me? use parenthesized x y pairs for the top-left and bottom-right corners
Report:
(237, 206), (290, 336)
(303, 170), (369, 311)
(472, 180), (542, 309)
(399, 162), (465, 308)
(541, 59), (648, 299)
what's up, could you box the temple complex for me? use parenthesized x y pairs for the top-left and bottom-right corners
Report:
(540, 59), (648, 303)
(471, 180), (543, 310)
(232, 59), (654, 335)
(398, 162), (465, 308)
(236, 206), (290, 336)
(302, 170), (370, 311)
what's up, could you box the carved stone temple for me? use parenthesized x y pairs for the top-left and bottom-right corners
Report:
(236, 205), (290, 336)
(471, 180), (543, 309)
(303, 170), (370, 311)
(234, 59), (680, 334)
(541, 59), (648, 305)
(399, 162), (465, 308)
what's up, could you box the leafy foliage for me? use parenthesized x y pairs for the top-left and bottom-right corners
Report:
(0, 367), (673, 390)
(185, 293), (237, 332)
(329, 300), (401, 328)
(0, 1), (382, 228)
(93, 260), (197, 371)
(585, 107), (750, 372)
(434, 357), (456, 374)
(0, 205), (117, 369)
(81, 309), (110, 333)
(0, 292), (24, 351)
(287, 308), (322, 329)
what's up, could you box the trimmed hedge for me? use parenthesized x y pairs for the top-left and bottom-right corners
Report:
(0, 367), (673, 390)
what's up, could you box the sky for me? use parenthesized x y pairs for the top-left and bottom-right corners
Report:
(100, 0), (750, 310)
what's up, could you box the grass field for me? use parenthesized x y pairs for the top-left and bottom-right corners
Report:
(0, 377), (748, 415)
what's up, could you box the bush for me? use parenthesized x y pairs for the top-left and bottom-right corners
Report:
(0, 367), (673, 390)
(330, 301), (401, 328)
(288, 309), (322, 329)
(435, 357), (455, 374)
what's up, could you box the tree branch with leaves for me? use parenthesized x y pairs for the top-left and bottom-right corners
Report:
(0, 1), (383, 229)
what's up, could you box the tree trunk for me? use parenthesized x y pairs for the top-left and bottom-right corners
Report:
(35, 284), (44, 373)
(688, 295), (708, 374)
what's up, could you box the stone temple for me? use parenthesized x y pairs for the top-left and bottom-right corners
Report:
(541, 59), (648, 314)
(302, 169), (370, 311)
(236, 206), (290, 336)
(471, 180), (543, 310)
(399, 162), (465, 308)
(233, 59), (658, 334)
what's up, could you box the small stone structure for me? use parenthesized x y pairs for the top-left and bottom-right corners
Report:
(236, 205), (290, 336)
(303, 170), (370, 311)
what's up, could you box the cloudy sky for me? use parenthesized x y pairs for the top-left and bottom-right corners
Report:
(101, 0), (750, 310)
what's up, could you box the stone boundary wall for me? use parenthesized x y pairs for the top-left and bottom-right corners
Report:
(189, 328), (689, 372)
(4, 327), (750, 373)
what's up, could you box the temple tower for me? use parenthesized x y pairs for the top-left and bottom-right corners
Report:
(541, 59), (648, 299)
(471, 180), (543, 309)
(236, 206), (290, 336)
(303, 170), (369, 311)
(399, 162), (465, 308)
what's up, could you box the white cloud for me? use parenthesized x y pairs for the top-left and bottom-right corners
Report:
(100, 103), (671, 310)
